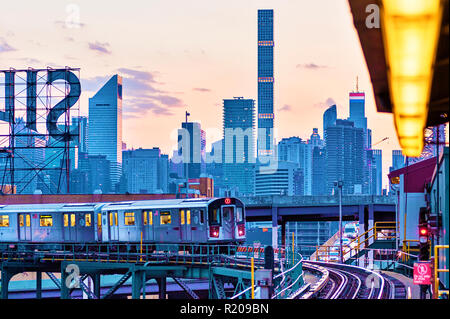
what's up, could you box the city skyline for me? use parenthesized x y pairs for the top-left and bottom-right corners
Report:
(1, 0), (448, 190)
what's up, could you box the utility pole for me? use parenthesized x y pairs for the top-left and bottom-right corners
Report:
(335, 180), (344, 263)
(185, 111), (190, 198)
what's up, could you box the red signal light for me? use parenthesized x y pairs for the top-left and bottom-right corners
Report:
(224, 198), (231, 205)
(419, 226), (428, 236)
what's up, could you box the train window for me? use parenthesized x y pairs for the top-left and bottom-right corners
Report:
(236, 207), (244, 223)
(85, 214), (92, 227)
(70, 214), (76, 227)
(64, 214), (69, 227)
(210, 208), (220, 224)
(19, 214), (24, 227)
(0, 215), (9, 227)
(187, 210), (191, 225)
(26, 215), (30, 227)
(199, 210), (204, 224)
(115, 212), (118, 226)
(97, 213), (101, 227)
(180, 210), (185, 225)
(143, 211), (148, 225)
(160, 211), (171, 225)
(149, 211), (153, 225)
(125, 212), (135, 226)
(109, 212), (114, 226)
(222, 207), (233, 222)
(40, 215), (53, 227)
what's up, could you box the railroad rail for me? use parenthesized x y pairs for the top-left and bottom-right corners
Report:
(301, 261), (406, 299)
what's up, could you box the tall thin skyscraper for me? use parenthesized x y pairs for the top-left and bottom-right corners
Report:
(257, 9), (275, 158)
(88, 75), (123, 187)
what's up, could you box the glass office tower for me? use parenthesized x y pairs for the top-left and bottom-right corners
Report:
(88, 75), (123, 188)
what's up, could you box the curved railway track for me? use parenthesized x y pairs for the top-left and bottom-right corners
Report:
(302, 261), (406, 299)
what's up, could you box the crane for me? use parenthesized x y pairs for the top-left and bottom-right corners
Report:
(372, 137), (389, 147)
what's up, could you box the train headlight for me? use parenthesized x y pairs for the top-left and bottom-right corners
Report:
(238, 224), (245, 237)
(209, 226), (220, 238)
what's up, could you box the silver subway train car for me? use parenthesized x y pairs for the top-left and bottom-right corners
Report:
(0, 197), (245, 251)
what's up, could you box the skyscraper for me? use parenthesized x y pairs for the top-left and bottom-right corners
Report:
(348, 91), (370, 149)
(72, 116), (88, 153)
(222, 97), (255, 195)
(88, 75), (123, 187)
(257, 9), (275, 158)
(323, 104), (337, 136)
(122, 147), (169, 194)
(390, 150), (405, 172)
(325, 119), (365, 195)
(373, 149), (382, 195)
(178, 122), (206, 179)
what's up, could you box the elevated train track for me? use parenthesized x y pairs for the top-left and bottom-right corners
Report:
(301, 261), (406, 299)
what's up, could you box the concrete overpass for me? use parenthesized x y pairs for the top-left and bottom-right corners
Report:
(240, 195), (397, 247)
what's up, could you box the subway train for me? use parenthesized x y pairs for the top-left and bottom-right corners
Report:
(0, 197), (246, 252)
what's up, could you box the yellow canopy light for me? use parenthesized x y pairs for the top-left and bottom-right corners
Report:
(381, 0), (444, 157)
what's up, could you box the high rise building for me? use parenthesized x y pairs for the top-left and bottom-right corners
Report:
(77, 153), (111, 194)
(88, 75), (123, 187)
(222, 97), (255, 195)
(122, 147), (169, 193)
(325, 119), (365, 195)
(323, 104), (337, 136)
(257, 9), (275, 158)
(72, 116), (88, 153)
(277, 136), (313, 195)
(178, 122), (206, 180)
(206, 139), (225, 195)
(373, 149), (382, 195)
(255, 161), (298, 196)
(390, 150), (405, 172)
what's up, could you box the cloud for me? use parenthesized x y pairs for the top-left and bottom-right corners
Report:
(193, 87), (211, 92)
(278, 104), (292, 112)
(314, 97), (337, 109)
(83, 68), (184, 117)
(88, 41), (111, 54)
(296, 62), (328, 70)
(0, 38), (15, 53)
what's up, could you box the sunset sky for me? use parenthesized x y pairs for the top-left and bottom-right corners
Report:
(1, 0), (446, 189)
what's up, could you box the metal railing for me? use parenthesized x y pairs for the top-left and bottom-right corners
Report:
(434, 245), (449, 299)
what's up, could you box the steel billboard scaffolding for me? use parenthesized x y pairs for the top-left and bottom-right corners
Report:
(0, 67), (80, 194)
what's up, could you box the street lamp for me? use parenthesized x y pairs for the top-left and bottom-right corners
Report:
(334, 181), (343, 263)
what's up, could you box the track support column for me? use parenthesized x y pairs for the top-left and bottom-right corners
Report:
(272, 205), (279, 249)
(131, 270), (143, 299)
(36, 271), (42, 299)
(157, 277), (167, 299)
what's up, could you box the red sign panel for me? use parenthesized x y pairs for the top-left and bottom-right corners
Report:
(413, 262), (432, 285)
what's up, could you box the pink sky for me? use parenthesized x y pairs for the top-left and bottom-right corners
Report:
(1, 0), (447, 189)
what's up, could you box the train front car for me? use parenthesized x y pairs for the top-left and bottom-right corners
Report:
(207, 197), (246, 245)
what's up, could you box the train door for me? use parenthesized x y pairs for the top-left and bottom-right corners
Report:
(18, 214), (32, 241)
(63, 213), (77, 242)
(191, 209), (206, 242)
(96, 213), (102, 241)
(154, 209), (176, 242)
(143, 210), (154, 242)
(180, 209), (192, 242)
(221, 206), (236, 240)
(108, 211), (119, 241)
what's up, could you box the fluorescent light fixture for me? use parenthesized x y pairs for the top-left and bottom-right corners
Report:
(381, 0), (444, 157)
